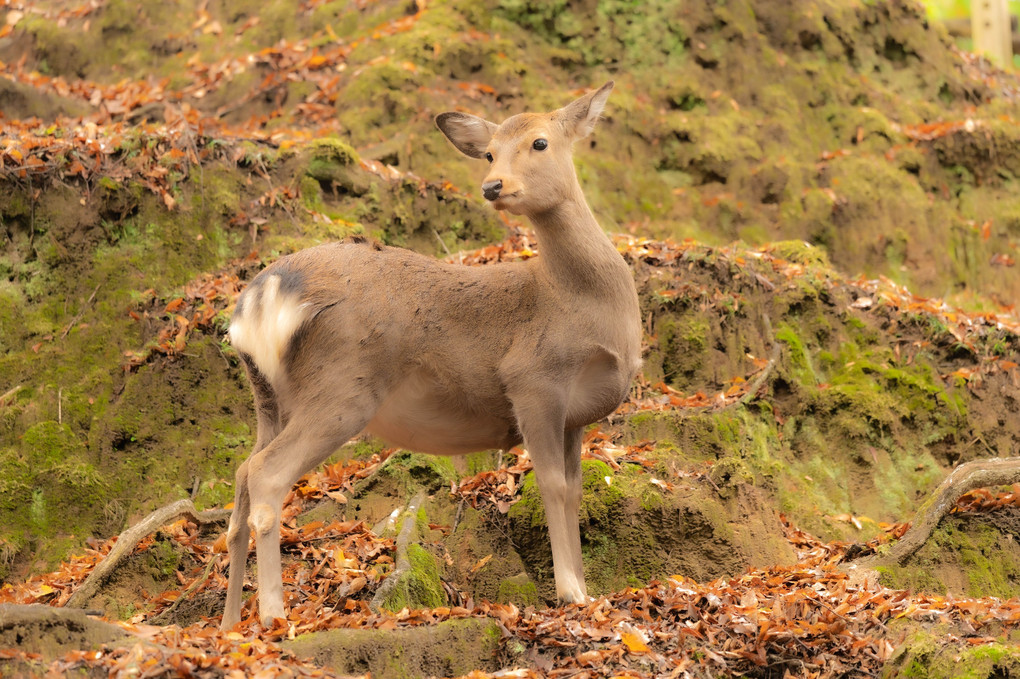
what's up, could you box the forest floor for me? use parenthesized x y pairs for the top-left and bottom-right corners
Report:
(3, 0), (1020, 677)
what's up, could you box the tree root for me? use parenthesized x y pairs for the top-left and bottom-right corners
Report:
(846, 457), (1020, 571)
(369, 490), (426, 613)
(65, 499), (230, 610)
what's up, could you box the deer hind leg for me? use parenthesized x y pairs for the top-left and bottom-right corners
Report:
(245, 409), (370, 626)
(515, 399), (587, 604)
(222, 458), (253, 629)
(223, 355), (283, 629)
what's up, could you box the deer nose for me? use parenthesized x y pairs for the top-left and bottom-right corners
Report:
(482, 179), (502, 201)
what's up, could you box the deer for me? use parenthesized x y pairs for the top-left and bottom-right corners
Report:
(220, 81), (642, 629)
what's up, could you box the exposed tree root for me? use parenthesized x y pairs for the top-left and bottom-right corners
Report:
(847, 457), (1020, 570)
(65, 499), (230, 610)
(370, 490), (426, 613)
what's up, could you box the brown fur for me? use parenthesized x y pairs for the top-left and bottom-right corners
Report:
(221, 82), (642, 628)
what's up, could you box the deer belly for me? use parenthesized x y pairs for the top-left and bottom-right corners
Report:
(366, 370), (514, 455)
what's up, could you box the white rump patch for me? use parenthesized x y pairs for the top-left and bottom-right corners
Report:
(228, 274), (311, 389)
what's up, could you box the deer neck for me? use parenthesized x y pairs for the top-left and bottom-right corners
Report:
(528, 187), (632, 300)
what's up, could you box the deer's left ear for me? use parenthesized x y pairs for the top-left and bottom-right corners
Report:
(558, 81), (614, 140)
(436, 112), (499, 159)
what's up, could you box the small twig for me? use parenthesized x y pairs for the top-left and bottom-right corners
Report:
(701, 472), (724, 497)
(215, 340), (233, 371)
(28, 174), (35, 248)
(60, 284), (101, 340)
(147, 555), (220, 626)
(725, 313), (779, 411)
(451, 498), (466, 535)
(0, 384), (23, 407)
(433, 229), (452, 256)
(255, 155), (274, 190)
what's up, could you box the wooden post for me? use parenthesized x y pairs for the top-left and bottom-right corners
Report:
(971, 0), (1013, 67)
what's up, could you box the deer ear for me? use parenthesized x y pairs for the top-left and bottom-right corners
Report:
(435, 112), (498, 159)
(558, 80), (614, 140)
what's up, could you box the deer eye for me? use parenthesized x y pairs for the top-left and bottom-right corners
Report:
(532, 139), (548, 151)
(485, 152), (493, 163)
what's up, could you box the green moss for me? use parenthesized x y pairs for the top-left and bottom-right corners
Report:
(776, 323), (819, 385)
(709, 456), (754, 494)
(379, 543), (445, 612)
(0, 421), (107, 572)
(145, 535), (183, 578)
(580, 460), (625, 526)
(381, 452), (459, 494)
(657, 316), (710, 389)
(495, 573), (540, 607)
(884, 631), (1020, 679)
(462, 450), (505, 476)
(284, 617), (501, 678)
(339, 437), (388, 461)
(878, 516), (1020, 600)
(22, 420), (84, 466)
(304, 147), (372, 201)
(768, 240), (831, 267)
(508, 471), (545, 528)
(309, 138), (359, 166)
(510, 460), (624, 531)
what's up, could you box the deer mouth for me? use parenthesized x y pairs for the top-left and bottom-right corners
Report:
(491, 191), (520, 207)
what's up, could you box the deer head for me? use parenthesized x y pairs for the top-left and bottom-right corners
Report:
(436, 81), (614, 216)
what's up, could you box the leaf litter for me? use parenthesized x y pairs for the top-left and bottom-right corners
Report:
(4, 418), (1020, 677)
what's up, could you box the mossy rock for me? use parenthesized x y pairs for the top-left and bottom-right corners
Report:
(495, 573), (540, 608)
(876, 509), (1020, 600)
(767, 240), (830, 267)
(0, 604), (130, 664)
(283, 616), (502, 679)
(376, 451), (459, 496)
(508, 455), (795, 601)
(304, 141), (371, 197)
(883, 631), (1020, 679)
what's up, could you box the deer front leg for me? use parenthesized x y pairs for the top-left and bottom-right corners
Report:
(515, 399), (587, 604)
(562, 426), (587, 599)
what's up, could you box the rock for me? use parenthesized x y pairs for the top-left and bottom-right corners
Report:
(0, 603), (129, 661)
(283, 617), (502, 679)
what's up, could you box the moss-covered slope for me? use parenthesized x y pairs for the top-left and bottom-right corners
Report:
(2, 0), (1020, 611)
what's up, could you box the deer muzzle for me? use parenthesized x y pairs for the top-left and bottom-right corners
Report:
(482, 179), (502, 201)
